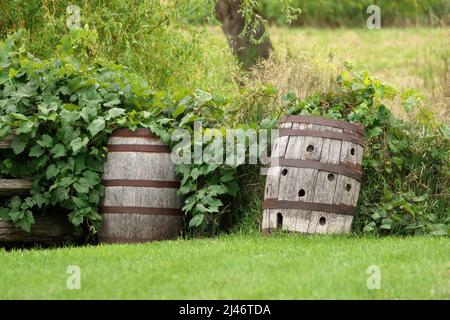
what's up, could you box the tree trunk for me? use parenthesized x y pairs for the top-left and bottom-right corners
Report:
(215, 0), (272, 68)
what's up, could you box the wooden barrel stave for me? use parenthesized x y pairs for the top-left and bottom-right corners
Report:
(103, 152), (177, 181)
(99, 214), (181, 242)
(102, 186), (182, 208)
(99, 128), (182, 244)
(262, 116), (364, 235)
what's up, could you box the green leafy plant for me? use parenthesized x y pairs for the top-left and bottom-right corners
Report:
(0, 32), (245, 236)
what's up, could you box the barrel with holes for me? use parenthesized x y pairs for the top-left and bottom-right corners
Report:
(262, 115), (364, 234)
(98, 128), (182, 243)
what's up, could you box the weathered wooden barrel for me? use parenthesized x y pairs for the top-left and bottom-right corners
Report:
(98, 128), (183, 243)
(262, 115), (364, 234)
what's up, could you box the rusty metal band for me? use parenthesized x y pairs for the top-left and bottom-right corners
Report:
(106, 144), (170, 153)
(262, 199), (356, 216)
(100, 206), (182, 216)
(103, 179), (180, 188)
(111, 128), (158, 139)
(271, 158), (362, 181)
(280, 115), (364, 135)
(279, 128), (364, 146)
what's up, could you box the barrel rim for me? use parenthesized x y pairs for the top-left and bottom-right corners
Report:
(280, 115), (364, 135)
(111, 128), (159, 139)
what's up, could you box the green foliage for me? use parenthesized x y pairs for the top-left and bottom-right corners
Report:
(239, 0), (301, 44)
(0, 33), (147, 233)
(0, 0), (237, 97)
(283, 66), (449, 236)
(0, 32), (245, 236)
(262, 0), (449, 27)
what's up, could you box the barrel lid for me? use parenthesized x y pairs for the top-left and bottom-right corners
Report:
(280, 115), (364, 135)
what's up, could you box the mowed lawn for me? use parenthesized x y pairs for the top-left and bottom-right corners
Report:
(0, 234), (448, 299)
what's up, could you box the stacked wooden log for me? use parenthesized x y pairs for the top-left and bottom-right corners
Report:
(0, 135), (74, 245)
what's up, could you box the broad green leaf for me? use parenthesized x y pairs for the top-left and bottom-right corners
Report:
(11, 139), (27, 154)
(104, 98), (121, 107)
(107, 107), (125, 119)
(189, 214), (204, 227)
(51, 143), (67, 158)
(29, 145), (44, 157)
(70, 137), (89, 155)
(172, 105), (186, 118)
(45, 164), (59, 180)
(88, 118), (105, 136)
(0, 125), (11, 138)
(14, 210), (34, 232)
(80, 106), (97, 122)
(15, 120), (34, 135)
(37, 134), (53, 148)
(365, 127), (383, 139)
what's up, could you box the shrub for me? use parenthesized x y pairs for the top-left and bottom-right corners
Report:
(0, 0), (237, 97)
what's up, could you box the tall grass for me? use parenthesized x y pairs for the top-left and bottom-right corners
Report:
(263, 0), (449, 27)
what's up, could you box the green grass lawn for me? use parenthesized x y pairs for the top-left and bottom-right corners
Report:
(0, 234), (448, 299)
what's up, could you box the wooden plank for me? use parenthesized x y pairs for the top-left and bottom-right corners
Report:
(0, 135), (13, 149)
(264, 122), (292, 200)
(98, 213), (181, 242)
(0, 179), (32, 195)
(103, 186), (182, 208)
(103, 152), (177, 181)
(308, 125), (341, 234)
(0, 214), (74, 244)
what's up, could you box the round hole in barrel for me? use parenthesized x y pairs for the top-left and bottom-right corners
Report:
(351, 148), (356, 156)
(281, 168), (288, 176)
(319, 217), (326, 225)
(327, 173), (335, 182)
(306, 145), (314, 152)
(276, 212), (283, 230)
(346, 184), (352, 192)
(298, 189), (306, 197)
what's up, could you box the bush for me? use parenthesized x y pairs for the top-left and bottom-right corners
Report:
(0, 0), (237, 97)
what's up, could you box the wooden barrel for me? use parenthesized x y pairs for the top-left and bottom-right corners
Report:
(98, 128), (182, 243)
(262, 115), (364, 234)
